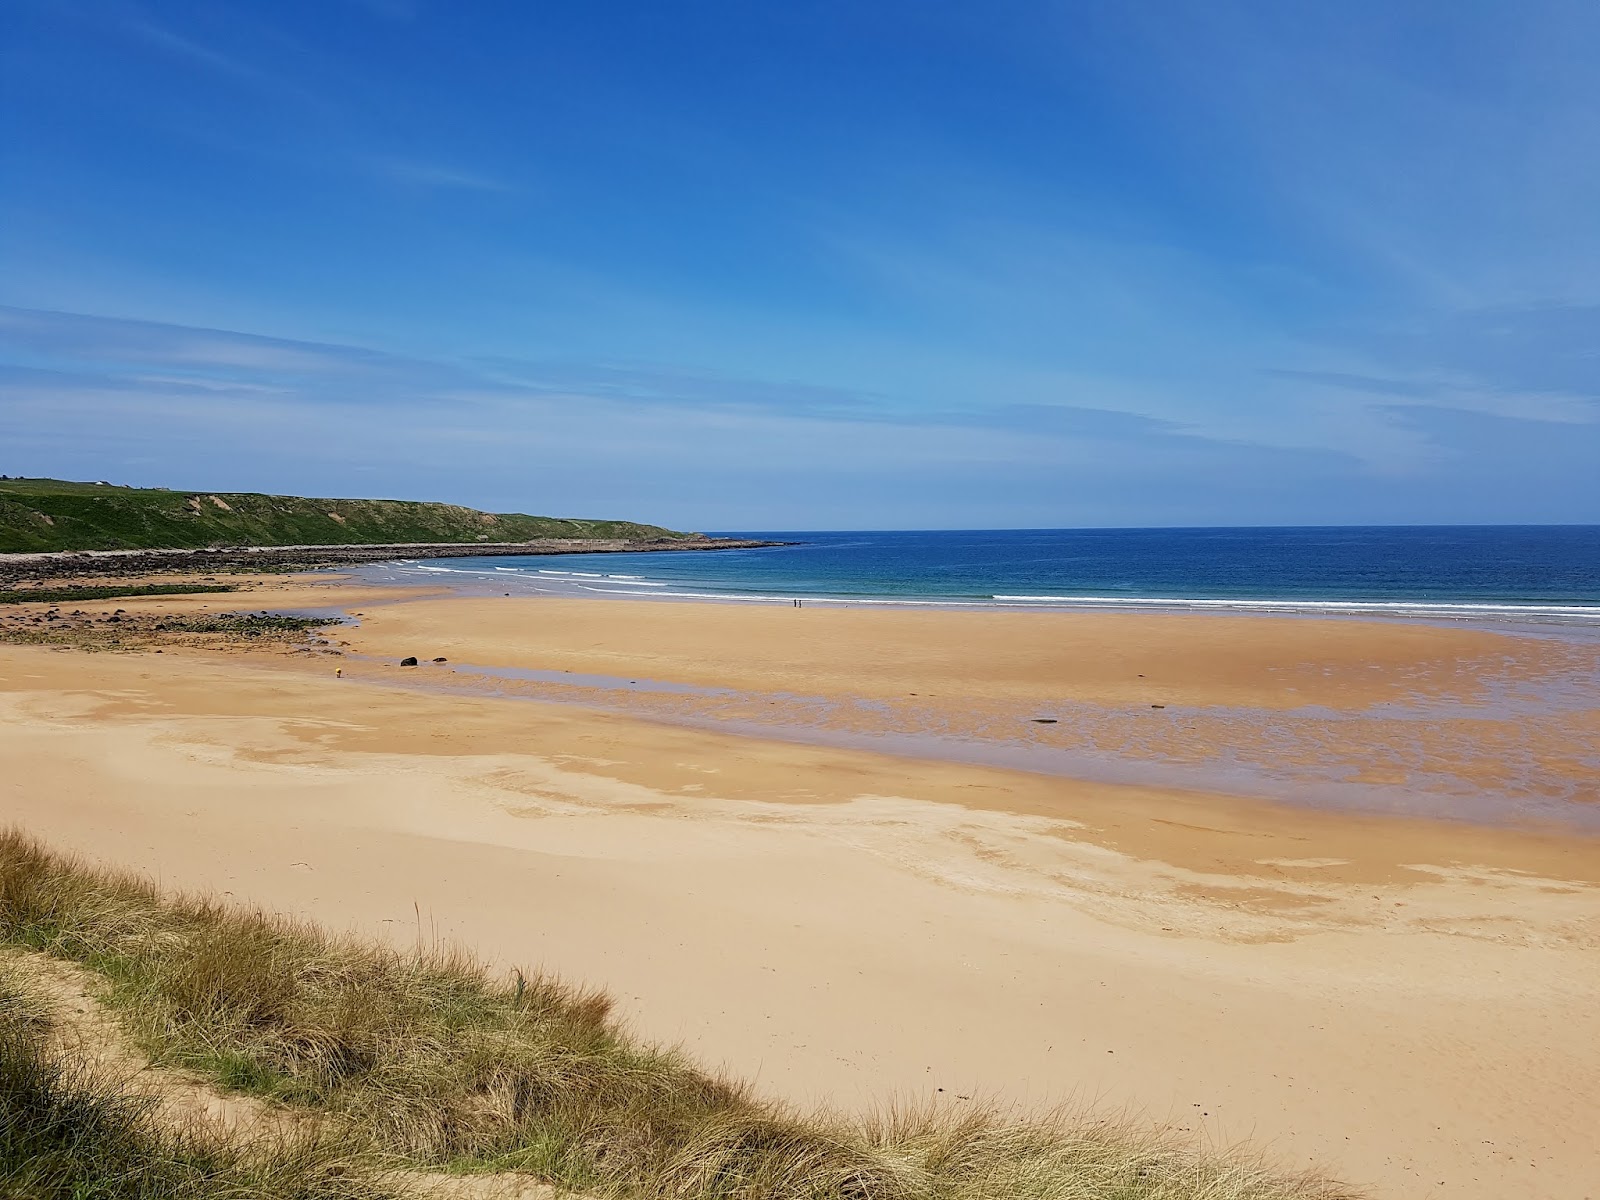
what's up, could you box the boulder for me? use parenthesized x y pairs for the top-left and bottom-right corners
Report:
(400, 656), (418, 667)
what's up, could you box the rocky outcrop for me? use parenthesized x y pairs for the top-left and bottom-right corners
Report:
(0, 537), (788, 586)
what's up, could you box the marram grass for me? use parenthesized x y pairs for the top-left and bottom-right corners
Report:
(0, 962), (390, 1199)
(0, 830), (1360, 1199)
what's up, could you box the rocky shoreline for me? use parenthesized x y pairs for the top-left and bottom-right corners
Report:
(0, 537), (785, 586)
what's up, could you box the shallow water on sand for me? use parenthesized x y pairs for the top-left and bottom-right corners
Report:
(348, 650), (1600, 832)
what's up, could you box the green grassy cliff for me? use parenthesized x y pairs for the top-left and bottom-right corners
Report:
(0, 478), (690, 553)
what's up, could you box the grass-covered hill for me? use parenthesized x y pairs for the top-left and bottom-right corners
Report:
(0, 477), (689, 553)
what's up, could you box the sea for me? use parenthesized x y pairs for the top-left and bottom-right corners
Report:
(360, 526), (1600, 627)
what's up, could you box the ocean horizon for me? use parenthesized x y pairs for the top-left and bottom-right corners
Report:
(360, 525), (1600, 623)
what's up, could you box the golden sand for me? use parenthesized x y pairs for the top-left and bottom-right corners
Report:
(1, 575), (1596, 1199)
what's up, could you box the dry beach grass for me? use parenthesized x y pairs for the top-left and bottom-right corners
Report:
(0, 831), (1357, 1200)
(0, 962), (387, 1200)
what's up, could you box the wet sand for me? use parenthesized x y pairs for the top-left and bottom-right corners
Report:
(1, 576), (1597, 1199)
(330, 592), (1600, 827)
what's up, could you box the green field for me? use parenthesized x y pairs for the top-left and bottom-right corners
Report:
(0, 478), (688, 553)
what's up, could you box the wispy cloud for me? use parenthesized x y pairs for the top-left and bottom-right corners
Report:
(0, 306), (450, 386)
(110, 10), (323, 109)
(343, 0), (421, 19)
(1267, 300), (1600, 434)
(5, 303), (1591, 526)
(474, 357), (888, 419)
(0, 304), (1329, 451)
(122, 19), (263, 82)
(371, 157), (515, 193)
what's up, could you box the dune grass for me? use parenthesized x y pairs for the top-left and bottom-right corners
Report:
(0, 831), (1358, 1200)
(0, 965), (391, 1199)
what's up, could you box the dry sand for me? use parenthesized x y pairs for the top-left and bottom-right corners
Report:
(1, 577), (1597, 1199)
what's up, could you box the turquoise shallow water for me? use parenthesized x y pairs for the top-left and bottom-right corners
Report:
(365, 526), (1600, 622)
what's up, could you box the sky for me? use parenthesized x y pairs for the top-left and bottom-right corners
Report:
(3, 1), (1599, 530)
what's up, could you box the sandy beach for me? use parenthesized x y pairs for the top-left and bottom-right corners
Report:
(2, 575), (1597, 1199)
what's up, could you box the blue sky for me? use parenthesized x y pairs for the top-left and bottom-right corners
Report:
(3, 1), (1599, 529)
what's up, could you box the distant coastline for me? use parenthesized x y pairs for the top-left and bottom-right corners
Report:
(0, 537), (785, 586)
(0, 476), (701, 554)
(0, 475), (786, 584)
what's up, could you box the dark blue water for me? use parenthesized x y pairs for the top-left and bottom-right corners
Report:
(391, 527), (1600, 619)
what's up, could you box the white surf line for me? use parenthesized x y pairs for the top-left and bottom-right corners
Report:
(576, 586), (795, 602)
(401, 565), (510, 578)
(562, 585), (1600, 619)
(574, 585), (1019, 606)
(993, 595), (1600, 617)
(379, 566), (1600, 618)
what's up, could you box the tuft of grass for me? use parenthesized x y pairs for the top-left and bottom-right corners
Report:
(0, 583), (237, 605)
(0, 964), (391, 1199)
(0, 831), (1360, 1199)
